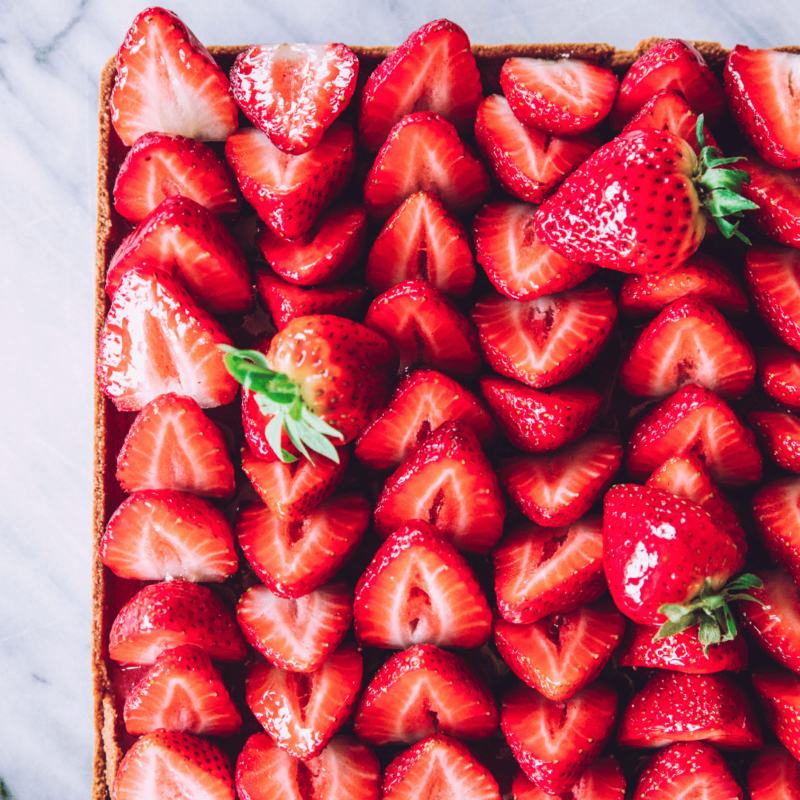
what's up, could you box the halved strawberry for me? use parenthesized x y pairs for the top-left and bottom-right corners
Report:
(231, 43), (358, 154)
(745, 246), (800, 351)
(618, 671), (763, 749)
(113, 132), (240, 222)
(353, 520), (492, 649)
(501, 57), (618, 135)
(236, 581), (352, 672)
(757, 346), (800, 412)
(472, 202), (597, 301)
(225, 123), (355, 240)
(382, 735), (500, 800)
(255, 204), (367, 286)
(363, 112), (490, 218)
(366, 191), (475, 297)
(480, 378), (602, 453)
(497, 433), (623, 527)
(472, 284), (616, 390)
(358, 19), (483, 152)
(373, 421), (506, 554)
(512, 757), (626, 800)
(753, 477), (800, 584)
(97, 268), (238, 411)
(123, 644), (242, 736)
(246, 643), (362, 759)
(494, 517), (606, 624)
(236, 491), (370, 599)
(116, 394), (235, 498)
(109, 580), (247, 664)
(364, 280), (482, 379)
(100, 490), (237, 582)
(749, 410), (800, 472)
(724, 46), (800, 169)
(753, 671), (800, 760)
(112, 729), (235, 800)
(610, 38), (726, 129)
(110, 7), (238, 146)
(355, 369), (497, 471)
(626, 384), (762, 486)
(501, 680), (617, 796)
(747, 745), (800, 800)
(474, 95), (598, 204)
(493, 598), (625, 701)
(353, 644), (498, 745)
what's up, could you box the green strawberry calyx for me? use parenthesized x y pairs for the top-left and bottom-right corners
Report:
(220, 346), (344, 465)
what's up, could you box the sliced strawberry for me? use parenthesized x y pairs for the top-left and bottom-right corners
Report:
(112, 729), (235, 800)
(355, 369), (497, 471)
(110, 7), (238, 146)
(745, 246), (800, 351)
(373, 421), (506, 554)
(618, 671), (763, 749)
(123, 644), (241, 736)
(353, 520), (492, 649)
(246, 643), (362, 759)
(610, 39), (726, 129)
(382, 735), (500, 800)
(724, 46), (800, 169)
(116, 394), (235, 498)
(364, 280), (482, 379)
(236, 491), (370, 599)
(494, 517), (606, 624)
(358, 19), (483, 152)
(753, 671), (800, 760)
(757, 346), (800, 412)
(366, 191), (475, 297)
(236, 581), (352, 672)
(497, 433), (623, 527)
(474, 95), (598, 204)
(626, 383), (762, 486)
(363, 112), (490, 218)
(113, 132), (240, 222)
(109, 580), (247, 664)
(255, 204), (367, 286)
(619, 251), (749, 318)
(749, 410), (800, 472)
(472, 284), (616, 390)
(100, 490), (237, 582)
(501, 57), (618, 135)
(493, 598), (625, 701)
(753, 477), (800, 584)
(747, 745), (800, 800)
(231, 43), (358, 154)
(480, 378), (602, 454)
(512, 757), (626, 800)
(472, 201), (597, 301)
(225, 123), (355, 240)
(501, 680), (617, 796)
(353, 644), (498, 745)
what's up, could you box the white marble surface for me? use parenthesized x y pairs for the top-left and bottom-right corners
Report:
(2, 0), (800, 797)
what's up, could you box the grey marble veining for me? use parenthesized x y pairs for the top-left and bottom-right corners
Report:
(1, 0), (800, 797)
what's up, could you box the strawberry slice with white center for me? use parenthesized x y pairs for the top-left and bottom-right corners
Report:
(236, 581), (352, 672)
(353, 520), (492, 649)
(110, 7), (238, 146)
(373, 421), (506, 554)
(381, 735), (501, 800)
(246, 644), (362, 760)
(494, 517), (606, 624)
(500, 57), (618, 135)
(112, 729), (235, 800)
(475, 95), (599, 204)
(358, 19), (483, 152)
(231, 43), (358, 155)
(236, 492), (370, 599)
(97, 268), (238, 411)
(753, 477), (800, 585)
(363, 112), (490, 218)
(225, 123), (355, 240)
(512, 757), (626, 800)
(497, 433), (623, 527)
(353, 644), (498, 745)
(100, 489), (238, 581)
(749, 410), (800, 472)
(471, 284), (617, 389)
(494, 598), (625, 702)
(123, 644), (242, 736)
(747, 745), (800, 800)
(115, 394), (235, 498)
(366, 191), (476, 297)
(753, 671), (800, 760)
(757, 346), (800, 411)
(746, 246), (800, 351)
(619, 297), (756, 399)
